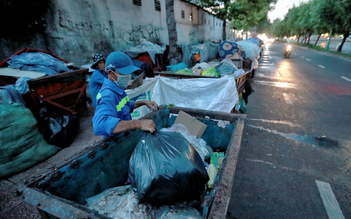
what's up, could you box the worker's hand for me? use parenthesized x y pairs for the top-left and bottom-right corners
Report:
(138, 119), (156, 133)
(143, 100), (158, 111)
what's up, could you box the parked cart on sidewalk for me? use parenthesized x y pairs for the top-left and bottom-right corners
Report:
(151, 57), (253, 114)
(154, 66), (251, 97)
(0, 48), (88, 117)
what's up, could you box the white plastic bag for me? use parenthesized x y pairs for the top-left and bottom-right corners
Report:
(234, 69), (246, 78)
(214, 58), (238, 76)
(86, 185), (202, 219)
(86, 185), (149, 219)
(192, 63), (211, 75)
(160, 124), (212, 161)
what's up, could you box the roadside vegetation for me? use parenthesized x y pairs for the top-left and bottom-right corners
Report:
(271, 0), (351, 52)
(193, 0), (277, 40)
(291, 42), (351, 58)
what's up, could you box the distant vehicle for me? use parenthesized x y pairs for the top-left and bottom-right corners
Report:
(265, 37), (275, 43)
(284, 44), (292, 58)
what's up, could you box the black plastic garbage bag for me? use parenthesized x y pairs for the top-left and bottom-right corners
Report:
(129, 131), (209, 205)
(37, 107), (80, 147)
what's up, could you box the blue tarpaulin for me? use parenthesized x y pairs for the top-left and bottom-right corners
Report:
(218, 41), (246, 59)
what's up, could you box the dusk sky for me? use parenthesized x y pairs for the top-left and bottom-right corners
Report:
(268, 0), (304, 22)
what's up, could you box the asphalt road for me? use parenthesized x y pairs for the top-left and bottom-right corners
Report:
(227, 42), (351, 219)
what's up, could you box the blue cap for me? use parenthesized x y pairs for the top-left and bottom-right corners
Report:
(105, 52), (140, 75)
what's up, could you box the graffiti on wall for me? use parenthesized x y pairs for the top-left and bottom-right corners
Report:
(66, 20), (109, 32)
(119, 24), (162, 44)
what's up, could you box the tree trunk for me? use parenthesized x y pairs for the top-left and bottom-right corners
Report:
(300, 32), (305, 43)
(297, 35), (300, 43)
(166, 0), (179, 65)
(223, 20), (227, 41)
(314, 34), (321, 46)
(337, 31), (350, 52)
(307, 32), (312, 45)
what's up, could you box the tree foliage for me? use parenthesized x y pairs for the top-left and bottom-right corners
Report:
(271, 0), (351, 51)
(193, 0), (276, 39)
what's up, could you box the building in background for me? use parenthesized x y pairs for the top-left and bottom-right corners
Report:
(0, 0), (234, 66)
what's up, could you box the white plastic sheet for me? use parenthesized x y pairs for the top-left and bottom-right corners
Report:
(126, 75), (239, 119)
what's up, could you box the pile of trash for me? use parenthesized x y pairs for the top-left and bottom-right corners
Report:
(182, 42), (220, 67)
(0, 104), (60, 178)
(161, 124), (213, 162)
(125, 39), (166, 64)
(86, 123), (226, 218)
(86, 185), (203, 219)
(166, 58), (246, 78)
(218, 41), (246, 59)
(7, 52), (71, 76)
(236, 40), (261, 70)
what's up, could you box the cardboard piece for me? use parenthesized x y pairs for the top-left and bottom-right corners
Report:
(174, 110), (207, 138)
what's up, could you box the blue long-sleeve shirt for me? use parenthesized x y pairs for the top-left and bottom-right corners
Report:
(89, 69), (107, 107)
(92, 78), (135, 138)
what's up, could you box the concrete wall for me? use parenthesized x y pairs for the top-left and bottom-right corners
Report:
(0, 0), (168, 66)
(0, 0), (224, 66)
(45, 0), (168, 65)
(174, 0), (223, 45)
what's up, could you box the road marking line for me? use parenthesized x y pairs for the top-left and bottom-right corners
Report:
(341, 76), (351, 82)
(282, 93), (292, 104)
(316, 180), (345, 219)
(306, 58), (311, 61)
(301, 56), (304, 58)
(318, 65), (325, 69)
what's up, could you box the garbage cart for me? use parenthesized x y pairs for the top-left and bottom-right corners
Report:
(0, 48), (88, 117)
(17, 106), (245, 219)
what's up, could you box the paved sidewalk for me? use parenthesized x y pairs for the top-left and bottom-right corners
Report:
(0, 103), (102, 219)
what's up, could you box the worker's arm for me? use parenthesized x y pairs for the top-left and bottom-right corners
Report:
(134, 100), (159, 111)
(112, 119), (155, 134)
(93, 91), (156, 136)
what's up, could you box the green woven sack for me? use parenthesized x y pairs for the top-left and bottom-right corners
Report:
(0, 104), (60, 178)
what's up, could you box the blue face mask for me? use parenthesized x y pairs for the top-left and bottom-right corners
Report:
(111, 71), (131, 89)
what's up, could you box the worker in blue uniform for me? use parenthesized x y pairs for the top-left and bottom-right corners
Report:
(89, 54), (107, 107)
(92, 51), (158, 138)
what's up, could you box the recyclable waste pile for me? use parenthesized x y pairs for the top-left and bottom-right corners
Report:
(236, 40), (261, 70)
(160, 123), (213, 162)
(7, 52), (70, 76)
(125, 39), (166, 64)
(0, 104), (60, 178)
(86, 185), (202, 219)
(129, 131), (209, 205)
(167, 62), (220, 77)
(85, 123), (227, 218)
(166, 58), (245, 78)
